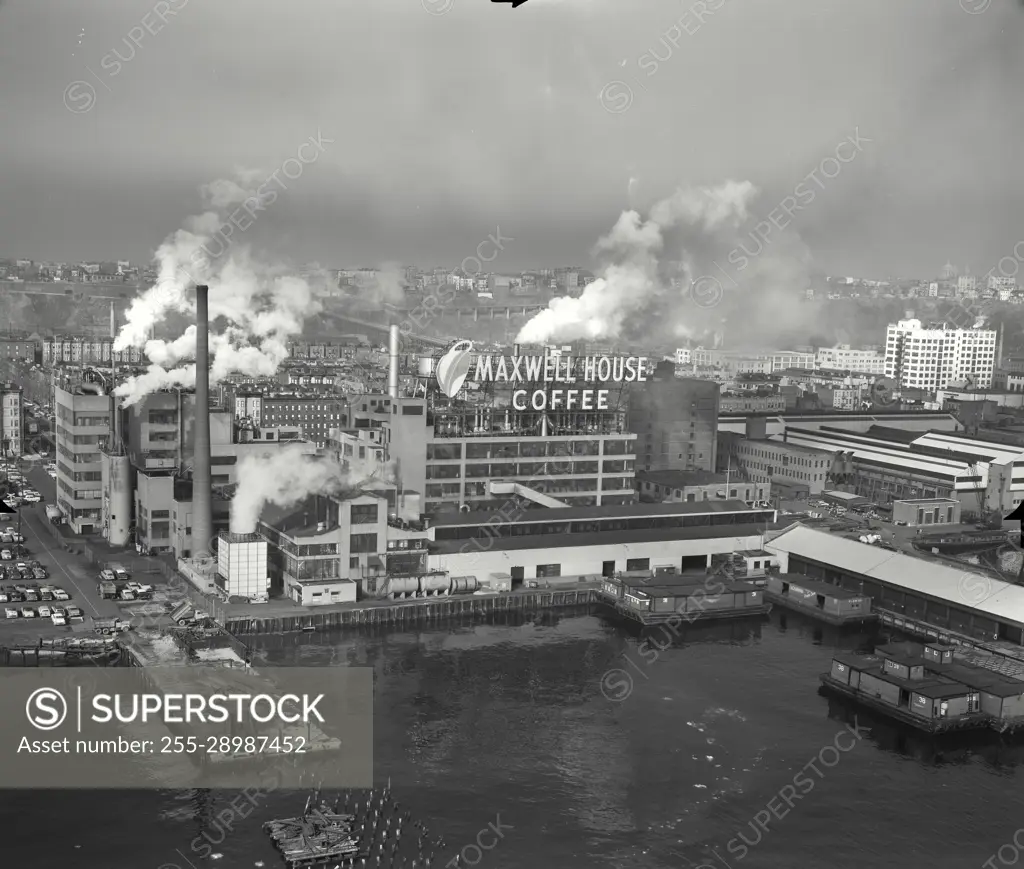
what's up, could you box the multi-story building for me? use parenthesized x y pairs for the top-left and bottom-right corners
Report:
(958, 275), (977, 295)
(885, 319), (997, 391)
(814, 345), (886, 375)
(722, 435), (835, 497)
(692, 348), (816, 373)
(719, 395), (787, 413)
(989, 276), (1017, 293)
(42, 335), (143, 366)
(0, 339), (38, 363)
(54, 381), (111, 533)
(1, 384), (22, 457)
(229, 390), (346, 448)
(627, 364), (719, 474)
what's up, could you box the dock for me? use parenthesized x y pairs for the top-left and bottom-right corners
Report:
(224, 587), (597, 636)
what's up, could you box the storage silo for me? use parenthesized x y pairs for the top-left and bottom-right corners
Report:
(216, 532), (269, 600)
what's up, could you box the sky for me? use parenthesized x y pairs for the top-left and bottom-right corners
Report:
(1, 0), (1022, 279)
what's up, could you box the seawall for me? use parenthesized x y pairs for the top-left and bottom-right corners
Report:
(224, 588), (599, 636)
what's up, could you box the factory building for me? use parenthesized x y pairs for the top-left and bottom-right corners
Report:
(626, 362), (720, 474)
(1, 383), (23, 457)
(719, 433), (835, 498)
(777, 426), (1024, 517)
(425, 500), (776, 582)
(54, 379), (111, 533)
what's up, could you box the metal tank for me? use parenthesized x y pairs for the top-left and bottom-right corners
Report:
(449, 576), (480, 595)
(385, 577), (420, 599)
(418, 355), (437, 377)
(101, 452), (132, 547)
(419, 573), (451, 596)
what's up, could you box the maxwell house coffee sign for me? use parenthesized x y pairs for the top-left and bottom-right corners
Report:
(436, 340), (649, 410)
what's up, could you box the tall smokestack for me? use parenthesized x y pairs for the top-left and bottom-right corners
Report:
(192, 285), (214, 559)
(388, 324), (400, 399)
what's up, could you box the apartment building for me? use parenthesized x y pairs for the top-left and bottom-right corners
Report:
(884, 319), (997, 391)
(42, 335), (143, 366)
(230, 390), (346, 448)
(54, 383), (111, 533)
(1, 384), (22, 457)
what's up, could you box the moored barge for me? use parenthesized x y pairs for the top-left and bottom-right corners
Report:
(820, 641), (1024, 734)
(764, 573), (876, 626)
(597, 573), (770, 626)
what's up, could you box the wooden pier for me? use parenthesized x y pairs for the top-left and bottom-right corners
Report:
(265, 787), (445, 868)
(226, 588), (597, 636)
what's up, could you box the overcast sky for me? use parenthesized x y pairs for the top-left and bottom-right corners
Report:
(1, 0), (1021, 278)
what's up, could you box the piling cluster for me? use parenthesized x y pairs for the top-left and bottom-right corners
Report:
(264, 784), (445, 869)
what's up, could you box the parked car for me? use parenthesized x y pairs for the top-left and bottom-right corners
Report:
(20, 607), (35, 618)
(36, 605), (51, 618)
(4, 608), (17, 619)
(51, 606), (67, 618)
(99, 569), (116, 582)
(50, 613), (66, 626)
(33, 569), (47, 581)
(66, 605), (82, 618)
(0, 550), (10, 561)
(52, 589), (69, 601)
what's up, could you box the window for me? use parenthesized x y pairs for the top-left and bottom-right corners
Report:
(401, 405), (423, 415)
(626, 557), (650, 571)
(350, 533), (377, 554)
(152, 510), (170, 519)
(350, 557), (360, 569)
(536, 563), (561, 578)
(350, 503), (379, 525)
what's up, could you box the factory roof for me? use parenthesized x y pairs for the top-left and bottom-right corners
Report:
(766, 525), (1024, 628)
(431, 499), (768, 529)
(635, 469), (726, 488)
(429, 521), (774, 555)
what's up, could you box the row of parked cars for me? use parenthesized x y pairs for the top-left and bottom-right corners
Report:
(0, 561), (48, 582)
(0, 582), (69, 603)
(6, 604), (82, 626)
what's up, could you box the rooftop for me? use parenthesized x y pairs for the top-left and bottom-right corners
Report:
(767, 525), (1024, 629)
(636, 469), (725, 488)
(432, 498), (769, 529)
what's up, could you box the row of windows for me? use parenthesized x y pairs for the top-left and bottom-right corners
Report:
(433, 511), (775, 540)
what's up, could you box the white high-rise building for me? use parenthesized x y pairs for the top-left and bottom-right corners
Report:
(884, 319), (997, 391)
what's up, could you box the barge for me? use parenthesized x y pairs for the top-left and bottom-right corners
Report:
(764, 573), (876, 627)
(597, 573), (771, 626)
(912, 529), (1009, 554)
(820, 641), (1024, 734)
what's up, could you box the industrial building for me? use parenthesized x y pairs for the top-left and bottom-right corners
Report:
(892, 498), (961, 527)
(719, 432), (835, 498)
(626, 362), (719, 474)
(884, 318), (997, 391)
(229, 389), (346, 448)
(716, 409), (960, 438)
(766, 524), (1024, 643)
(778, 425), (1024, 516)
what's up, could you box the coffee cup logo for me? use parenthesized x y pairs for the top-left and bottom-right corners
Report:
(436, 340), (474, 398)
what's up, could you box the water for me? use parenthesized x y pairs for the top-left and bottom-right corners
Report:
(6, 608), (1023, 869)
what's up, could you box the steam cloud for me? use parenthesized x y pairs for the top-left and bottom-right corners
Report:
(516, 180), (816, 349)
(113, 172), (330, 406)
(230, 444), (391, 534)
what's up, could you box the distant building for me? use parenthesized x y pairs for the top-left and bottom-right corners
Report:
(0, 339), (38, 363)
(722, 435), (834, 497)
(815, 345), (886, 375)
(885, 319), (997, 391)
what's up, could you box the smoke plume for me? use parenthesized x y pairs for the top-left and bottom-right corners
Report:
(229, 444), (391, 534)
(515, 180), (817, 349)
(113, 172), (329, 406)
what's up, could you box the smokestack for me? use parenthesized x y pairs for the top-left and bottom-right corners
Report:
(513, 343), (521, 357)
(388, 324), (400, 399)
(192, 285), (214, 560)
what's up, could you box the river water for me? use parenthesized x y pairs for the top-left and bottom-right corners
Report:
(6, 607), (1024, 869)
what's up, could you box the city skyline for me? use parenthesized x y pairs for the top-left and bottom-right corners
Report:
(0, 0), (1021, 278)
